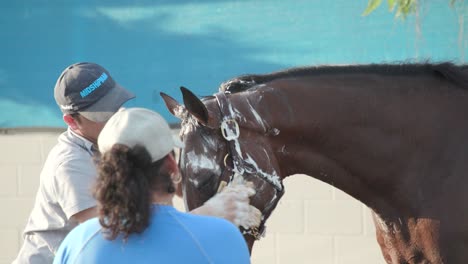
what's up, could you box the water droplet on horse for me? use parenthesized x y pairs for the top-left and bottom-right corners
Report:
(268, 128), (280, 136)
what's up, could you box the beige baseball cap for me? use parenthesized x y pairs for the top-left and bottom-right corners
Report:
(98, 107), (184, 162)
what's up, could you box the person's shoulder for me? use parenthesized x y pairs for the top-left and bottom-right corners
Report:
(49, 131), (92, 165)
(209, 217), (243, 236)
(182, 214), (251, 263)
(177, 211), (240, 233)
(54, 218), (101, 264)
(58, 132), (90, 154)
(69, 217), (101, 235)
(53, 132), (95, 170)
(60, 217), (101, 247)
(172, 209), (226, 223)
(165, 208), (242, 238)
(41, 132), (94, 185)
(166, 210), (250, 263)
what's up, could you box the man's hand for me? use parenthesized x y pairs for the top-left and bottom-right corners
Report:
(191, 175), (262, 229)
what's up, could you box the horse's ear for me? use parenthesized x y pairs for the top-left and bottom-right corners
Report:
(160, 92), (182, 117)
(181, 86), (209, 125)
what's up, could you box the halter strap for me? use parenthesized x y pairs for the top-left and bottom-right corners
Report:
(214, 91), (285, 240)
(215, 91), (283, 191)
(215, 92), (244, 175)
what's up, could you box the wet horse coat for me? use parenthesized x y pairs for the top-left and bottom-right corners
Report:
(162, 63), (468, 263)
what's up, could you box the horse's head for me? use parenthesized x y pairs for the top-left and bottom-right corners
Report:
(161, 87), (285, 247)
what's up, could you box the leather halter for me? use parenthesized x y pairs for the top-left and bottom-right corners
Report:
(214, 91), (284, 240)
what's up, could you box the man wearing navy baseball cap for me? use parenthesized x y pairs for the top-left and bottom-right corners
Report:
(14, 62), (135, 264)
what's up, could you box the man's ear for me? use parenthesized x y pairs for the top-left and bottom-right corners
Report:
(63, 114), (79, 130)
(166, 154), (179, 175)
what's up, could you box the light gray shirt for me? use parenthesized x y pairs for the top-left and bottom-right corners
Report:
(13, 128), (98, 264)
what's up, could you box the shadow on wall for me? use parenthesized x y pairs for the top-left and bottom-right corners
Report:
(0, 0), (465, 127)
(0, 0), (284, 127)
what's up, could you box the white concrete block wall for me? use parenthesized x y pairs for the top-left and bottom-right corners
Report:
(0, 130), (385, 264)
(251, 176), (386, 264)
(0, 132), (50, 264)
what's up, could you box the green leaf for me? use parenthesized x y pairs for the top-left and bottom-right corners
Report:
(363, 0), (454, 20)
(393, 0), (415, 18)
(387, 0), (396, 11)
(362, 0), (383, 16)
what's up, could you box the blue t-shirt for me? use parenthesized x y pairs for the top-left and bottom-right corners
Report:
(53, 205), (250, 264)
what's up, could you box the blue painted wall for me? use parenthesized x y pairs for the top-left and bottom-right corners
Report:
(1, 0), (466, 127)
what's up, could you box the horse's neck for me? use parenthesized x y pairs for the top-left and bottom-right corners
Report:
(260, 81), (399, 210)
(238, 76), (468, 214)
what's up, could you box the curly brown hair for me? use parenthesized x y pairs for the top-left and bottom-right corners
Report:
(94, 144), (176, 241)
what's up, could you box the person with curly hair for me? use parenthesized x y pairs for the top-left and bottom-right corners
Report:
(53, 108), (252, 264)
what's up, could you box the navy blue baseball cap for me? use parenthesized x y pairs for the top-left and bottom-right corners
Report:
(54, 62), (135, 122)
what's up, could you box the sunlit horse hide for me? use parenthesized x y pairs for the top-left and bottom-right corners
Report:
(161, 62), (468, 263)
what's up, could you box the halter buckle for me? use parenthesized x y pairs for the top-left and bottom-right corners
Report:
(220, 119), (240, 141)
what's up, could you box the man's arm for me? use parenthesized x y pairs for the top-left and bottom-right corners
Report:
(70, 206), (97, 224)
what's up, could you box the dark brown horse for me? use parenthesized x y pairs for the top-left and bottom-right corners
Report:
(161, 62), (468, 264)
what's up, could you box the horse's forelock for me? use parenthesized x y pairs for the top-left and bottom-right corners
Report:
(174, 105), (188, 120)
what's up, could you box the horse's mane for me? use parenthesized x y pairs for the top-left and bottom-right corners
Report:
(220, 62), (468, 93)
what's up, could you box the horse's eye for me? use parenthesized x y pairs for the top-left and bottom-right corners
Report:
(196, 173), (217, 192)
